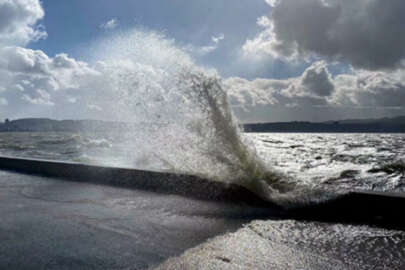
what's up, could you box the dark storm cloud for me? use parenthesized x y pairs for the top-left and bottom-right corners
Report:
(300, 61), (335, 97)
(246, 0), (405, 70)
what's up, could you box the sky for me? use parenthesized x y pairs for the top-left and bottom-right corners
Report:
(1, 0), (405, 123)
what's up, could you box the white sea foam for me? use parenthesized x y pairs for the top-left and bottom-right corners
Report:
(84, 29), (300, 204)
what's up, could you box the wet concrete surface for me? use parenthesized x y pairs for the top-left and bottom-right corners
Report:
(156, 220), (405, 270)
(0, 170), (273, 270)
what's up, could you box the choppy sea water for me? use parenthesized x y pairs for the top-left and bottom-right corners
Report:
(0, 132), (133, 167)
(251, 133), (405, 193)
(1, 132), (404, 194)
(1, 131), (405, 269)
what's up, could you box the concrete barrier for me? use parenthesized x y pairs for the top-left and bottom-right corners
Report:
(0, 156), (272, 207)
(0, 156), (404, 229)
(290, 190), (405, 230)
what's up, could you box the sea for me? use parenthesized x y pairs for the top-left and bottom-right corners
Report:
(1, 132), (404, 194)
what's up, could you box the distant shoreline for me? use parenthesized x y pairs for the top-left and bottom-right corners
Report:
(243, 122), (405, 133)
(1, 117), (405, 133)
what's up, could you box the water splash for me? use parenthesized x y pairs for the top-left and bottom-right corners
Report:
(87, 29), (297, 203)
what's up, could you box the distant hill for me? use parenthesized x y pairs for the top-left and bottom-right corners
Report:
(243, 116), (405, 133)
(1, 116), (405, 133)
(0, 118), (129, 132)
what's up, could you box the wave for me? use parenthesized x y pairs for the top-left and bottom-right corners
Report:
(83, 29), (321, 206)
(369, 160), (405, 175)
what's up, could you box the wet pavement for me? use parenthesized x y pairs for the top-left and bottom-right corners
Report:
(0, 170), (270, 270)
(157, 220), (405, 270)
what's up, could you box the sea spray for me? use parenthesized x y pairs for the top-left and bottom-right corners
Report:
(176, 70), (290, 199)
(87, 29), (296, 203)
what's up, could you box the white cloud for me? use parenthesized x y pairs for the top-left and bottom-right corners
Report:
(224, 77), (283, 108)
(245, 0), (405, 70)
(22, 89), (54, 106)
(2, 46), (51, 74)
(0, 0), (46, 46)
(211, 33), (224, 44)
(67, 96), (77, 104)
(0, 97), (7, 105)
(0, 0), (108, 114)
(225, 61), (334, 108)
(242, 16), (284, 60)
(0, 46), (101, 111)
(265, 0), (278, 6)
(0, 29), (195, 119)
(87, 104), (102, 111)
(195, 45), (217, 55)
(185, 33), (225, 56)
(100, 18), (119, 30)
(225, 62), (405, 110)
(332, 69), (405, 108)
(12, 84), (24, 92)
(0, 46), (99, 88)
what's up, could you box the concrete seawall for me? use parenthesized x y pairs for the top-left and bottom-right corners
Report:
(0, 156), (273, 207)
(0, 156), (405, 229)
(290, 190), (405, 230)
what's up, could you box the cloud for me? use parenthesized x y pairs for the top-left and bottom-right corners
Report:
(3, 45), (395, 119)
(185, 33), (225, 55)
(242, 16), (284, 61)
(0, 97), (7, 105)
(225, 61), (405, 110)
(2, 46), (51, 74)
(300, 61), (335, 97)
(244, 0), (405, 70)
(0, 29), (192, 119)
(100, 18), (119, 30)
(225, 61), (333, 108)
(332, 69), (405, 108)
(87, 104), (102, 111)
(22, 89), (54, 106)
(0, 46), (100, 112)
(211, 33), (224, 44)
(67, 96), (77, 104)
(0, 0), (110, 117)
(0, 0), (46, 46)
(0, 46), (99, 89)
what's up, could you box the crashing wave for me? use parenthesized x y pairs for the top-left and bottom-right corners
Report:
(83, 29), (310, 204)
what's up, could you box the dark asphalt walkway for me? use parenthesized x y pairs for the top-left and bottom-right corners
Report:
(0, 170), (268, 270)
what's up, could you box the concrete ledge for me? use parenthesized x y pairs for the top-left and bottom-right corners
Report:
(0, 156), (272, 207)
(291, 190), (405, 230)
(1, 156), (405, 229)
